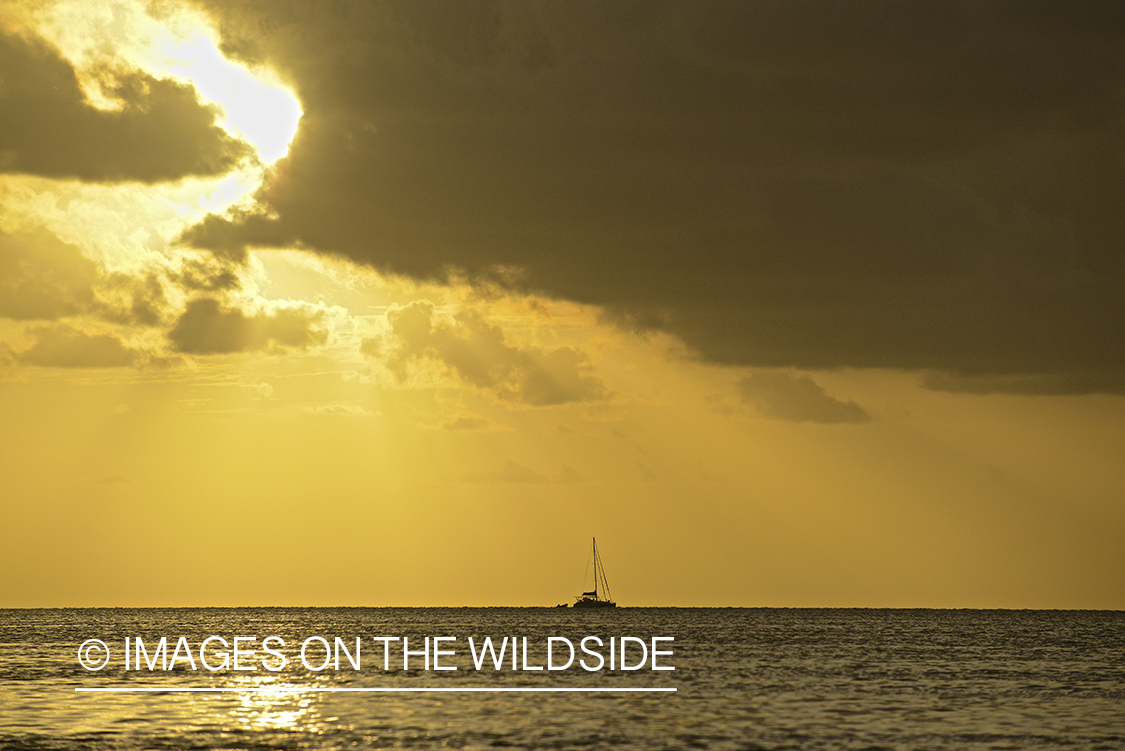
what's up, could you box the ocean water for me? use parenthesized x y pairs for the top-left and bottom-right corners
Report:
(1, 608), (1122, 750)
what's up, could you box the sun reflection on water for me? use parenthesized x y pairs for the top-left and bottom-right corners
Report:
(227, 677), (324, 734)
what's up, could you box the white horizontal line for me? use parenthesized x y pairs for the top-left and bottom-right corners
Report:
(76, 686), (676, 693)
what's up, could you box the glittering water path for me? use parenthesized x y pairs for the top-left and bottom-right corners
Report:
(2, 607), (1122, 749)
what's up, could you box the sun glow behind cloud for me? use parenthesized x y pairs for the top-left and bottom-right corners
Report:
(155, 34), (303, 164)
(0, 0), (302, 279)
(31, 0), (302, 165)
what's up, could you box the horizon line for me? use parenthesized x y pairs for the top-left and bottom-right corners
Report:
(9, 605), (1123, 611)
(10, 602), (1125, 611)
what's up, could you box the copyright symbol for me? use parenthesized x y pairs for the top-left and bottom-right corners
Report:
(78, 639), (110, 671)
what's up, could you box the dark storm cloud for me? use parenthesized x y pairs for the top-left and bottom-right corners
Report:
(921, 370), (1125, 396)
(13, 323), (141, 368)
(0, 28), (249, 182)
(168, 297), (328, 354)
(0, 229), (98, 320)
(172, 257), (242, 293)
(186, 0), (1125, 392)
(94, 272), (171, 328)
(738, 372), (871, 424)
(0, 228), (173, 327)
(363, 300), (606, 405)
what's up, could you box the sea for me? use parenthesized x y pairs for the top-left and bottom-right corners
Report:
(1, 608), (1122, 750)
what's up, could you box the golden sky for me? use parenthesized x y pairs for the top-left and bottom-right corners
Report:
(1, 0), (1123, 608)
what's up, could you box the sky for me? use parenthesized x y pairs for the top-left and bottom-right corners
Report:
(1, 0), (1123, 608)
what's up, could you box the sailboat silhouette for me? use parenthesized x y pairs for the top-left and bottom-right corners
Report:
(571, 537), (617, 608)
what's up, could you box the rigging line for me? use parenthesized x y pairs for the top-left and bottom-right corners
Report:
(595, 539), (612, 601)
(582, 540), (594, 594)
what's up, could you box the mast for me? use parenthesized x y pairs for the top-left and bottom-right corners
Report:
(592, 537), (599, 598)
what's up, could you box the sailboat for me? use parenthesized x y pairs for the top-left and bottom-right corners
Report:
(571, 537), (617, 608)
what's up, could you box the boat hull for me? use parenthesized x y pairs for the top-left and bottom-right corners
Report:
(572, 598), (617, 608)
